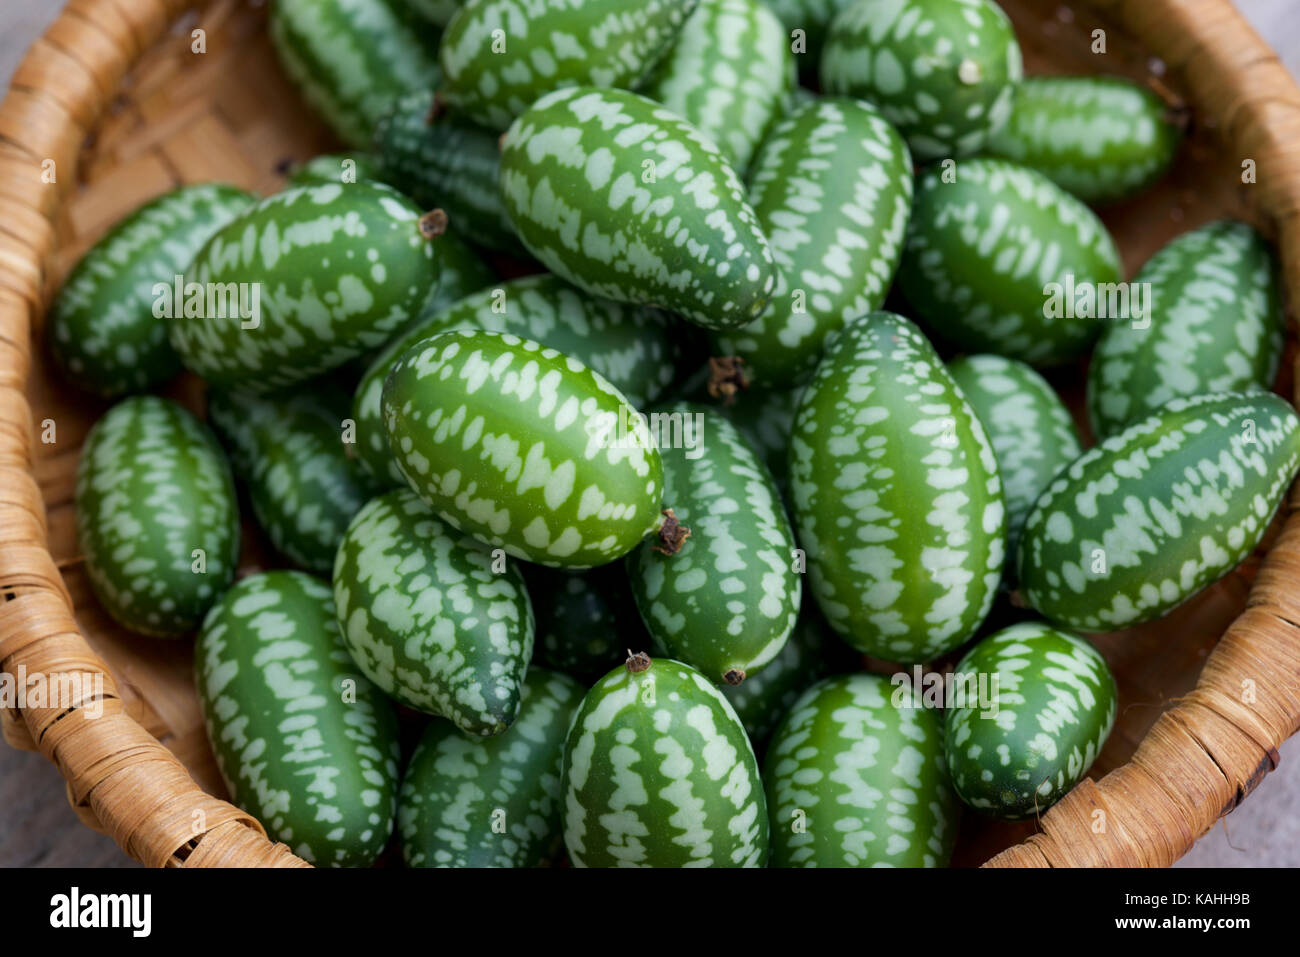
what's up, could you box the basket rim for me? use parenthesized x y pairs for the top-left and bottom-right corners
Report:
(0, 0), (1299, 868)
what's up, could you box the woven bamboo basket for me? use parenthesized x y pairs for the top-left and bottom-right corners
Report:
(2, 0), (1300, 869)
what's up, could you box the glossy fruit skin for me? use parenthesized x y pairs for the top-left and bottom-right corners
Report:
(709, 97), (912, 387)
(898, 157), (1123, 366)
(382, 329), (666, 568)
(499, 86), (778, 332)
(1019, 391), (1300, 632)
(1087, 220), (1284, 438)
(437, 0), (699, 131)
(169, 182), (441, 392)
(195, 571), (401, 866)
(269, 0), (440, 147)
(790, 311), (1005, 662)
(332, 488), (535, 736)
(207, 385), (378, 575)
(561, 656), (769, 867)
(765, 672), (957, 866)
(641, 0), (795, 175)
(985, 75), (1182, 205)
(820, 0), (1022, 161)
(398, 668), (583, 867)
(373, 91), (526, 255)
(48, 184), (254, 398)
(627, 403), (801, 685)
(76, 396), (239, 637)
(527, 564), (648, 683)
(944, 622), (1117, 821)
(353, 275), (679, 486)
(948, 354), (1081, 573)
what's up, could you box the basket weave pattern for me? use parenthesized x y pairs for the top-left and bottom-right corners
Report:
(0, 0), (1298, 868)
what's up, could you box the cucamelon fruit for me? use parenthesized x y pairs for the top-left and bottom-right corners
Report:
(945, 622), (1117, 820)
(1018, 391), (1300, 631)
(332, 488), (535, 736)
(398, 668), (583, 867)
(790, 311), (1005, 662)
(48, 183), (254, 398)
(195, 570), (401, 866)
(1087, 219), (1284, 438)
(561, 653), (769, 867)
(76, 396), (239, 637)
(499, 86), (778, 332)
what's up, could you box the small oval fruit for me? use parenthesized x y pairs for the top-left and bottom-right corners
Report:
(48, 183), (254, 398)
(269, 0), (440, 146)
(790, 312), (1005, 662)
(332, 488), (535, 735)
(438, 0), (699, 131)
(207, 385), (377, 575)
(898, 157), (1123, 366)
(985, 75), (1183, 206)
(948, 354), (1082, 572)
(820, 0), (1022, 161)
(382, 329), (668, 568)
(642, 0), (794, 175)
(76, 396), (239, 637)
(709, 97), (913, 386)
(171, 182), (442, 391)
(944, 622), (1117, 821)
(765, 672), (957, 866)
(354, 275), (679, 486)
(499, 86), (777, 332)
(1087, 220), (1284, 438)
(1019, 391), (1300, 631)
(628, 403), (801, 685)
(562, 654), (769, 867)
(195, 571), (401, 866)
(398, 668), (583, 867)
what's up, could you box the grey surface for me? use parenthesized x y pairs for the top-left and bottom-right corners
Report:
(0, 0), (1298, 868)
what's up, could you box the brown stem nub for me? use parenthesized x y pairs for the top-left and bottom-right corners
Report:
(723, 669), (746, 686)
(1148, 76), (1191, 131)
(425, 92), (446, 125)
(626, 650), (652, 674)
(707, 356), (749, 405)
(653, 508), (691, 555)
(1007, 589), (1028, 609)
(419, 209), (449, 239)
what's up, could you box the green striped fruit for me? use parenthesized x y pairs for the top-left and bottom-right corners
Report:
(1019, 391), (1300, 631)
(948, 354), (1082, 571)
(382, 329), (668, 568)
(48, 183), (254, 398)
(790, 311), (1005, 662)
(332, 488), (535, 735)
(721, 384), (802, 500)
(709, 97), (913, 386)
(641, 0), (795, 175)
(1087, 220), (1284, 438)
(437, 0), (699, 131)
(527, 564), (648, 682)
(561, 654), (769, 867)
(760, 0), (856, 66)
(285, 152), (388, 188)
(628, 403), (801, 685)
(404, 0), (463, 27)
(75, 397), (239, 637)
(820, 0), (1022, 161)
(207, 386), (378, 575)
(944, 622), (1117, 820)
(499, 86), (778, 332)
(354, 275), (679, 486)
(765, 672), (957, 866)
(985, 76), (1183, 206)
(898, 157), (1123, 366)
(373, 92), (525, 255)
(170, 182), (442, 392)
(269, 0), (440, 147)
(398, 667), (583, 867)
(195, 571), (401, 866)
(720, 607), (839, 744)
